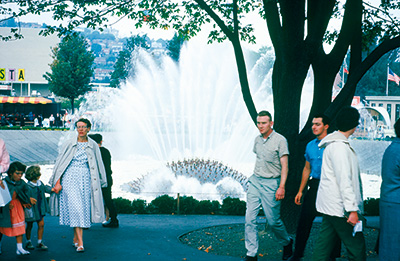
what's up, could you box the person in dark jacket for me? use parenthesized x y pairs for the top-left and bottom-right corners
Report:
(89, 134), (119, 228)
(379, 118), (400, 259)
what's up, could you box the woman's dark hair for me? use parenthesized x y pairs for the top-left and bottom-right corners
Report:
(7, 161), (27, 177)
(75, 118), (92, 129)
(25, 165), (41, 181)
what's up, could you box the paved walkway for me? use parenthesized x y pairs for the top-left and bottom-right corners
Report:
(0, 215), (380, 261)
(1, 214), (244, 261)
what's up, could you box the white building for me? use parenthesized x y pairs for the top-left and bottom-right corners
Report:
(365, 96), (400, 127)
(0, 27), (60, 96)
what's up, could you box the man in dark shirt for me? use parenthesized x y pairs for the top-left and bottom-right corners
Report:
(89, 134), (119, 228)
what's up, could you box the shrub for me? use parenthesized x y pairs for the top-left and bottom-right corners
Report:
(364, 198), (379, 216)
(195, 200), (216, 214)
(132, 199), (147, 214)
(178, 196), (199, 214)
(114, 197), (134, 214)
(221, 197), (246, 216)
(150, 195), (176, 214)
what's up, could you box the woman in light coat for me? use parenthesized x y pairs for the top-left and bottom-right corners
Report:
(49, 118), (107, 253)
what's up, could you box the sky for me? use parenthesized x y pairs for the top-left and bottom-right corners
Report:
(2, 2), (271, 51)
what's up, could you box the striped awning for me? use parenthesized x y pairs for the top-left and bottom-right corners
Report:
(0, 96), (53, 104)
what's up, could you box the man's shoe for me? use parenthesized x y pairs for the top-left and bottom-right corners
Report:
(287, 255), (301, 261)
(103, 219), (119, 228)
(36, 242), (48, 250)
(243, 255), (258, 261)
(282, 237), (293, 260)
(25, 241), (34, 250)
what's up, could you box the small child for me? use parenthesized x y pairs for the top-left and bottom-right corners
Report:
(24, 165), (52, 251)
(0, 161), (36, 255)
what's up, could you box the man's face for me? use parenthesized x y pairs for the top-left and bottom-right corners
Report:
(311, 117), (328, 137)
(257, 115), (273, 137)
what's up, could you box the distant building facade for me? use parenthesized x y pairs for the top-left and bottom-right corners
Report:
(365, 96), (400, 127)
(0, 27), (60, 97)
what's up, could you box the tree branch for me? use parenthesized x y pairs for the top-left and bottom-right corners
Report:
(193, 0), (234, 41)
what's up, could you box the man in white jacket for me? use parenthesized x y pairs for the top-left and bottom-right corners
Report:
(313, 106), (366, 261)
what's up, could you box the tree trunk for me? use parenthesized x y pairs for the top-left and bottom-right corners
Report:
(271, 55), (310, 232)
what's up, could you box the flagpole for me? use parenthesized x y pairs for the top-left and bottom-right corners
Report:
(386, 62), (389, 96)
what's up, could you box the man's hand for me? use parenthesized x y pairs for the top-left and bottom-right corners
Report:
(294, 192), (303, 205)
(275, 187), (285, 201)
(347, 211), (359, 226)
(0, 180), (4, 189)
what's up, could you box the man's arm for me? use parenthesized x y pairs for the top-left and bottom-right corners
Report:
(276, 155), (289, 201)
(294, 161), (311, 205)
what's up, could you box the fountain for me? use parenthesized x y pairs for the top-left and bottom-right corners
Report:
(63, 35), (382, 202)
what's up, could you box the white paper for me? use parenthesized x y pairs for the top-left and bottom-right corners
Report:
(353, 220), (363, 237)
(0, 181), (12, 207)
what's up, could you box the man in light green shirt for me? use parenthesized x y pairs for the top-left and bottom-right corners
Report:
(244, 111), (292, 261)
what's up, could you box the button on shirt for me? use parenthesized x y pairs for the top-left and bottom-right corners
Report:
(253, 131), (289, 178)
(305, 138), (324, 179)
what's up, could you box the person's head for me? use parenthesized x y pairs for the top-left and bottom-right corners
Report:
(336, 106), (360, 133)
(394, 118), (400, 138)
(88, 133), (103, 146)
(7, 161), (27, 182)
(25, 165), (41, 182)
(75, 118), (91, 139)
(257, 111), (273, 138)
(312, 113), (330, 139)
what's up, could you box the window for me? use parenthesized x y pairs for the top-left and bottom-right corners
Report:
(379, 103), (383, 107)
(371, 103), (376, 107)
(387, 104), (392, 118)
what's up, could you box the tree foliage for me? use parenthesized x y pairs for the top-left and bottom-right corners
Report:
(44, 33), (94, 112)
(167, 32), (185, 62)
(109, 34), (150, 87)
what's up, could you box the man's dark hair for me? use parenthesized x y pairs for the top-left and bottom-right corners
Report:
(89, 133), (103, 144)
(313, 113), (331, 125)
(257, 110), (272, 121)
(7, 161), (27, 176)
(395, 118), (400, 138)
(336, 106), (360, 132)
(75, 118), (92, 128)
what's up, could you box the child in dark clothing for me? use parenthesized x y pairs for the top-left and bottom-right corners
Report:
(24, 165), (52, 251)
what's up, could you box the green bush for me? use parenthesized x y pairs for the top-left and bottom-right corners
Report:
(221, 197), (246, 216)
(179, 196), (199, 214)
(195, 200), (221, 214)
(114, 197), (134, 214)
(150, 195), (176, 214)
(132, 199), (147, 214)
(364, 198), (379, 216)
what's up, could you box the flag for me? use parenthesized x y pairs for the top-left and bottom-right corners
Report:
(344, 67), (349, 74)
(388, 68), (400, 85)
